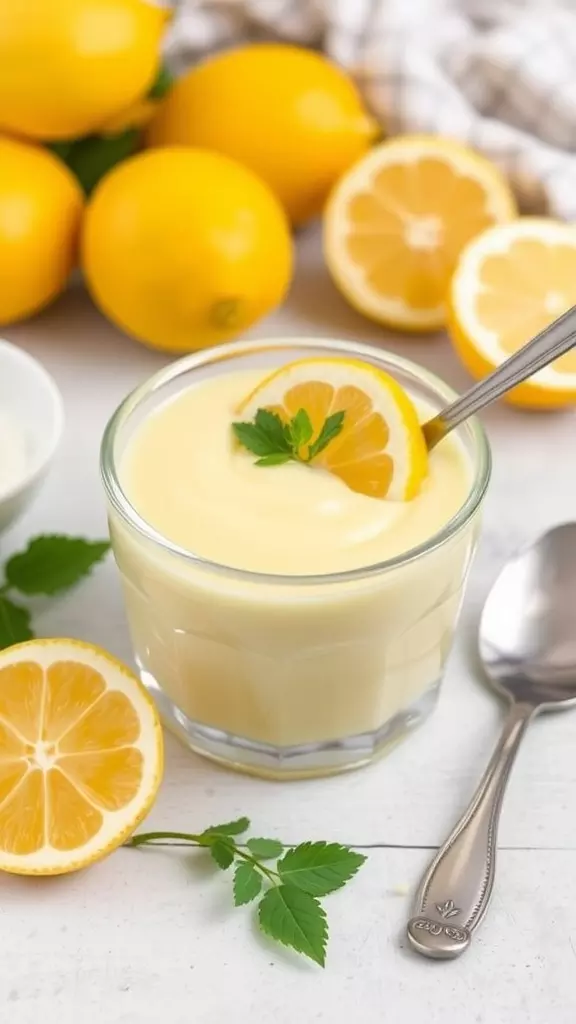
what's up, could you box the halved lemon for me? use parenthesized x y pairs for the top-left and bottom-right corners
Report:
(0, 639), (163, 875)
(238, 357), (428, 499)
(324, 135), (516, 331)
(449, 218), (576, 408)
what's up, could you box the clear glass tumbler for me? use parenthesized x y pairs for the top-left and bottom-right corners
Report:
(101, 337), (490, 779)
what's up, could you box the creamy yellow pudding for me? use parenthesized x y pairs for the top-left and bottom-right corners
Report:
(123, 370), (469, 575)
(104, 342), (488, 777)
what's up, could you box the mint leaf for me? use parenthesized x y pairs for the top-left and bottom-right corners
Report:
(201, 817), (250, 840)
(258, 886), (327, 966)
(232, 421), (277, 458)
(277, 842), (366, 896)
(255, 453), (292, 467)
(5, 536), (110, 596)
(246, 838), (284, 860)
(234, 405), (345, 468)
(210, 839), (235, 870)
(308, 412), (346, 461)
(0, 597), (33, 650)
(233, 863), (262, 905)
(289, 409), (313, 449)
(254, 409), (291, 453)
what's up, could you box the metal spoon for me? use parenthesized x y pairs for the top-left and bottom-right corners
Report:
(423, 304), (576, 450)
(407, 523), (576, 959)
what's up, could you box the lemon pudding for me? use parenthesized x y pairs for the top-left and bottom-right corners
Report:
(102, 338), (490, 777)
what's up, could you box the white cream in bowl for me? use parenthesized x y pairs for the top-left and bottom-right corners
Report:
(0, 340), (64, 533)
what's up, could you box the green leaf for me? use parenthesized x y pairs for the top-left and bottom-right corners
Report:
(5, 536), (110, 596)
(288, 408), (313, 449)
(308, 411), (345, 461)
(201, 817), (250, 839)
(246, 838), (284, 860)
(233, 863), (262, 905)
(47, 141), (75, 162)
(0, 597), (33, 650)
(232, 421), (277, 458)
(64, 131), (141, 195)
(210, 839), (235, 870)
(277, 842), (366, 896)
(255, 453), (292, 467)
(258, 885), (327, 966)
(253, 409), (291, 453)
(234, 405), (345, 469)
(148, 64), (173, 100)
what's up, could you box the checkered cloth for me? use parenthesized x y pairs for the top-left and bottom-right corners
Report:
(158, 0), (576, 220)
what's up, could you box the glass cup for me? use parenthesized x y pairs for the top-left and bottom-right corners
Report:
(101, 337), (491, 779)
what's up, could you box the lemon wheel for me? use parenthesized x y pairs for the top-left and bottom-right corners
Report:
(324, 135), (516, 331)
(0, 638), (163, 875)
(449, 218), (576, 408)
(238, 357), (428, 500)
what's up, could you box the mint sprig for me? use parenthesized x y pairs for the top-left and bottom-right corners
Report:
(127, 818), (366, 967)
(0, 535), (110, 650)
(233, 407), (345, 467)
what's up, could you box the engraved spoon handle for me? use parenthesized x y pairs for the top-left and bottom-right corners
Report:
(406, 701), (534, 959)
(423, 303), (576, 449)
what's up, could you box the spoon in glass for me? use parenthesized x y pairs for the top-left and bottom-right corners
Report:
(422, 304), (576, 449)
(407, 523), (576, 959)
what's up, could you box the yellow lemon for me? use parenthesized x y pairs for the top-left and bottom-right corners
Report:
(238, 358), (428, 500)
(0, 638), (163, 875)
(324, 135), (516, 331)
(81, 146), (293, 353)
(0, 136), (83, 324)
(147, 43), (378, 225)
(449, 218), (576, 408)
(0, 0), (165, 140)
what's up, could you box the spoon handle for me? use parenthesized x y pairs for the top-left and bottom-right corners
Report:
(406, 701), (534, 959)
(423, 303), (576, 448)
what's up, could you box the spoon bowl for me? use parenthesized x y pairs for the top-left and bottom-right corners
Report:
(407, 523), (576, 959)
(480, 523), (576, 708)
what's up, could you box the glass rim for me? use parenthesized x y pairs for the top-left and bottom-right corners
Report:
(100, 336), (491, 586)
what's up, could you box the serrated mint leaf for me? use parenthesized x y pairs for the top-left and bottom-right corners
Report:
(289, 408), (313, 449)
(0, 597), (33, 650)
(277, 842), (366, 896)
(233, 863), (262, 905)
(308, 411), (345, 460)
(246, 838), (284, 860)
(201, 817), (250, 840)
(258, 885), (327, 966)
(235, 405), (345, 469)
(5, 536), (110, 596)
(210, 839), (235, 870)
(232, 421), (276, 458)
(254, 409), (291, 453)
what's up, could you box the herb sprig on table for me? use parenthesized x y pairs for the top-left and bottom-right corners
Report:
(0, 535), (110, 649)
(127, 817), (366, 967)
(233, 407), (345, 467)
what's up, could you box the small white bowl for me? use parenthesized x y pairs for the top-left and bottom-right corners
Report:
(0, 339), (64, 534)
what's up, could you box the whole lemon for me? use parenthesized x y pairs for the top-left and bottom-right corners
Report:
(147, 43), (378, 225)
(81, 147), (293, 352)
(0, 0), (164, 140)
(0, 136), (83, 324)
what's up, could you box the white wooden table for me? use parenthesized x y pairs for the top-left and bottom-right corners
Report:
(2, 227), (576, 1024)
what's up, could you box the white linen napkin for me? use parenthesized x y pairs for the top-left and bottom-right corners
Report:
(158, 0), (576, 220)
